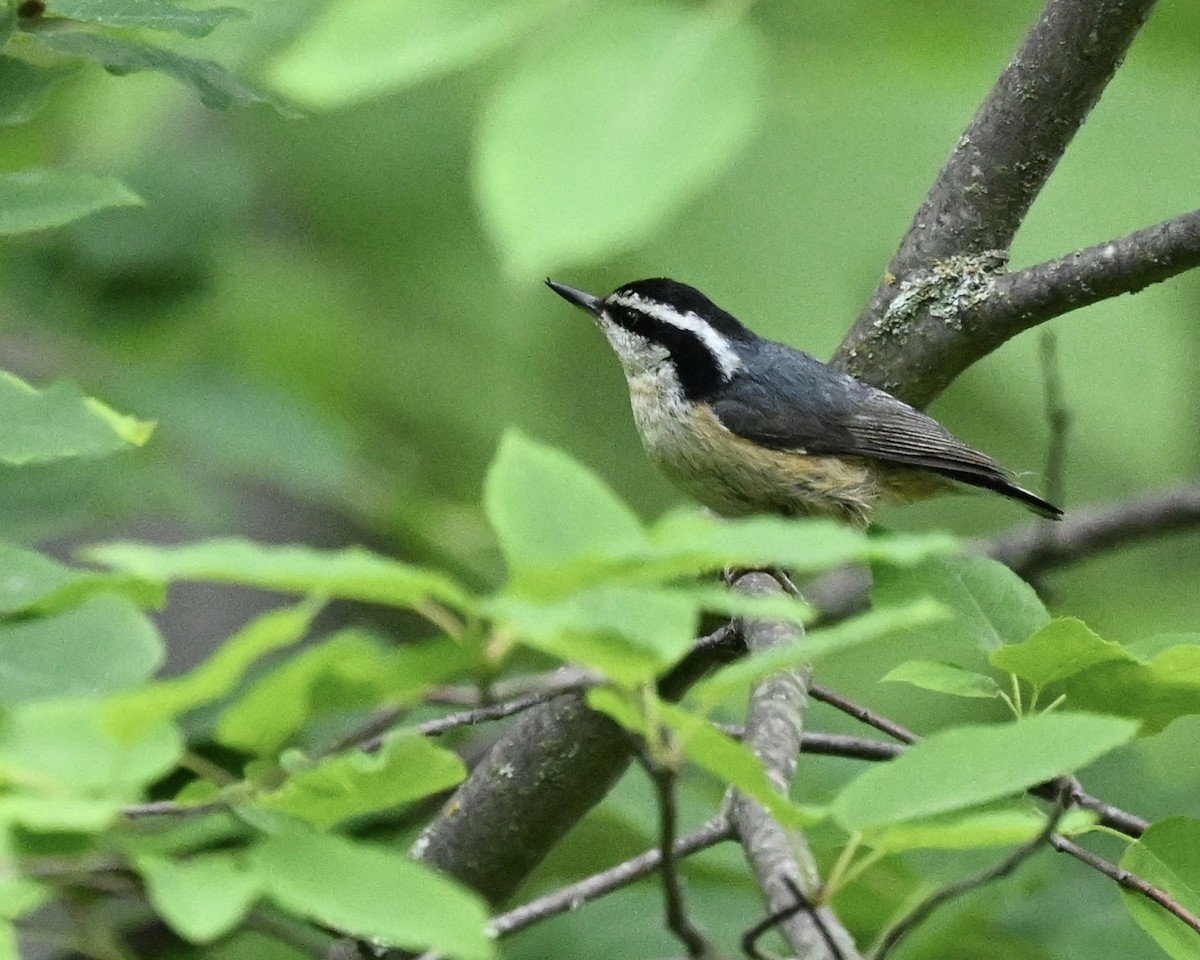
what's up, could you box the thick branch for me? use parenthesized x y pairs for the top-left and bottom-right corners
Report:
(836, 0), (1157, 403)
(960, 209), (1200, 355)
(729, 573), (862, 960)
(407, 628), (738, 910)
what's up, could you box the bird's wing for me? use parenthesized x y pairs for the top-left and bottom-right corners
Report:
(710, 356), (1061, 518)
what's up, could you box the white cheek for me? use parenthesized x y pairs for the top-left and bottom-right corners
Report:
(598, 318), (668, 374)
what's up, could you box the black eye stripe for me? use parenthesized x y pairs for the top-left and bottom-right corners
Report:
(605, 303), (725, 400)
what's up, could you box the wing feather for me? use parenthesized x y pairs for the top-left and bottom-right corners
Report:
(710, 353), (1061, 518)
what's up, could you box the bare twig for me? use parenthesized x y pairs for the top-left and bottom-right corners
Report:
(964, 208), (1200, 356)
(743, 876), (846, 960)
(642, 755), (716, 959)
(424, 667), (601, 706)
(800, 732), (903, 763)
(487, 816), (733, 938)
(1051, 835), (1200, 936)
(1039, 331), (1071, 511)
(359, 689), (581, 753)
(873, 786), (1072, 959)
(121, 800), (225, 819)
(837, 0), (1158, 404)
(1057, 778), (1148, 838)
(808, 683), (918, 745)
(803, 483), (1200, 624)
(985, 482), (1200, 580)
(729, 572), (862, 960)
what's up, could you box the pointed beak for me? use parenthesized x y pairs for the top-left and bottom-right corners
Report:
(545, 278), (603, 316)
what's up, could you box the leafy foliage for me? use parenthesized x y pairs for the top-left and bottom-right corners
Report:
(3, 3), (1200, 958)
(0, 169), (141, 234)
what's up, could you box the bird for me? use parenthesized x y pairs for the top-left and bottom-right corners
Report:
(546, 277), (1062, 528)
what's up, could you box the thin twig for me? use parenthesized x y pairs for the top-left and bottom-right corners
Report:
(872, 786), (1072, 959)
(487, 816), (733, 938)
(360, 689), (579, 753)
(743, 877), (846, 960)
(985, 482), (1200, 580)
(1039, 331), (1071, 511)
(1051, 835), (1200, 936)
(121, 800), (225, 819)
(1058, 778), (1148, 838)
(804, 483), (1200, 624)
(805, 689), (1150, 842)
(800, 732), (904, 763)
(424, 667), (601, 706)
(642, 754), (716, 959)
(808, 683), (918, 744)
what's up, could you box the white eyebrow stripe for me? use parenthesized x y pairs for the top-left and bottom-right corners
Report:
(609, 292), (743, 380)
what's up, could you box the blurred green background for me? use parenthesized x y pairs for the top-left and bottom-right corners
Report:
(2, 1), (1198, 956)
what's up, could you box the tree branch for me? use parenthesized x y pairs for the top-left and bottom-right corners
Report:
(835, 0), (1158, 404)
(743, 877), (847, 960)
(487, 815), (733, 939)
(804, 483), (1200, 624)
(872, 786), (1071, 959)
(959, 209), (1200, 358)
(984, 482), (1200, 579)
(1051, 835), (1200, 937)
(729, 572), (862, 960)
(406, 624), (739, 911)
(642, 756), (717, 959)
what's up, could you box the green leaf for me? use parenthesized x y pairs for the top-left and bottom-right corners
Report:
(645, 510), (956, 581)
(0, 541), (162, 616)
(137, 852), (260, 943)
(218, 631), (476, 755)
(489, 585), (694, 684)
(255, 733), (466, 829)
(831, 713), (1137, 831)
(484, 430), (646, 589)
(474, 3), (763, 274)
(588, 689), (823, 829)
(0, 594), (163, 704)
(83, 537), (473, 612)
(872, 554), (1049, 652)
(0, 56), (74, 124)
(690, 600), (946, 710)
(1120, 817), (1200, 960)
(882, 660), (1002, 700)
(254, 829), (493, 960)
(0, 169), (141, 234)
(0, 859), (50, 920)
(35, 30), (277, 111)
(990, 618), (1133, 688)
(0, 371), (153, 462)
(1064, 635), (1200, 735)
(865, 802), (1097, 853)
(267, 0), (557, 109)
(0, 699), (181, 798)
(0, 794), (121, 832)
(665, 583), (815, 625)
(105, 601), (319, 738)
(47, 0), (248, 37)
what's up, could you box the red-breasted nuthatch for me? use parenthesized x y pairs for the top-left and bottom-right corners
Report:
(547, 277), (1062, 527)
